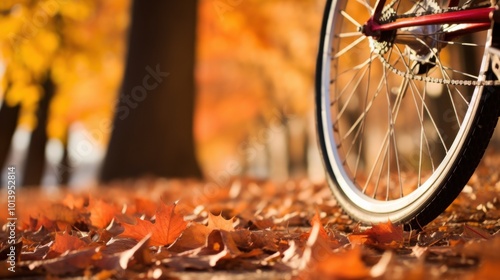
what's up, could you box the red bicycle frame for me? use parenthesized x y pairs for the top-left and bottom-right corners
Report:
(361, 0), (498, 40)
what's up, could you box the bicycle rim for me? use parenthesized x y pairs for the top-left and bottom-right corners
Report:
(316, 0), (500, 228)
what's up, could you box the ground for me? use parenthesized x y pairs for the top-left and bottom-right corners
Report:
(0, 150), (499, 279)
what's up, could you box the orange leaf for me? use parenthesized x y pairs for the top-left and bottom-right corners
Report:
(310, 210), (329, 240)
(88, 198), (118, 228)
(306, 247), (371, 279)
(300, 210), (336, 246)
(134, 197), (158, 217)
(119, 202), (187, 247)
(348, 221), (404, 248)
(207, 212), (235, 232)
(50, 232), (87, 254)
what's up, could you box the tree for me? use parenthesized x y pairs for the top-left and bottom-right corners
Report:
(0, 103), (20, 183)
(100, 0), (203, 182)
(22, 77), (54, 186)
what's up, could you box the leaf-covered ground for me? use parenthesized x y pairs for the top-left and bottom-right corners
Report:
(1, 151), (499, 279)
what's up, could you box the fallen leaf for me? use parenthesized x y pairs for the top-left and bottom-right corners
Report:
(168, 223), (212, 253)
(206, 230), (242, 257)
(119, 202), (188, 247)
(463, 224), (491, 240)
(207, 212), (235, 232)
(250, 230), (281, 252)
(95, 234), (152, 271)
(134, 197), (158, 217)
(301, 211), (341, 250)
(62, 193), (86, 210)
(349, 221), (404, 249)
(301, 210), (329, 241)
(311, 247), (370, 279)
(50, 231), (87, 255)
(26, 247), (98, 276)
(88, 198), (118, 228)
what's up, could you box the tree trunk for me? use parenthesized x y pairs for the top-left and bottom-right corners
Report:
(100, 0), (203, 182)
(0, 102), (20, 186)
(22, 78), (54, 187)
(58, 131), (71, 186)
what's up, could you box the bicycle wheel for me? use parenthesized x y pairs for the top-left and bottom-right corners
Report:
(316, 0), (500, 229)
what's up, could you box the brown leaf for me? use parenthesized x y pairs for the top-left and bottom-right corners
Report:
(300, 211), (341, 250)
(168, 223), (212, 253)
(25, 247), (98, 276)
(210, 230), (242, 257)
(207, 212), (235, 232)
(250, 230), (281, 252)
(349, 221), (404, 248)
(95, 234), (152, 271)
(50, 231), (87, 255)
(249, 217), (275, 230)
(462, 224), (491, 240)
(119, 202), (187, 246)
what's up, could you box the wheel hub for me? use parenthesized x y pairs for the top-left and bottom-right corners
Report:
(366, 1), (444, 73)
(399, 1), (443, 66)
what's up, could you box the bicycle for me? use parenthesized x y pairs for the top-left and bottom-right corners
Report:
(315, 0), (500, 230)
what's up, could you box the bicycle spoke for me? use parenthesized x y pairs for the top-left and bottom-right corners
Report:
(334, 36), (367, 59)
(337, 31), (363, 38)
(340, 10), (362, 29)
(355, 0), (373, 13)
(333, 63), (371, 119)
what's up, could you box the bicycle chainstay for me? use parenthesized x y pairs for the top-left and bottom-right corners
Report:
(373, 1), (500, 86)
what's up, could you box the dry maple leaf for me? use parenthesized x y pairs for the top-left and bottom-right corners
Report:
(207, 212), (235, 232)
(301, 210), (329, 241)
(95, 234), (152, 271)
(168, 223), (212, 252)
(297, 223), (371, 279)
(28, 247), (98, 276)
(119, 202), (187, 247)
(133, 197), (158, 217)
(88, 198), (118, 228)
(349, 220), (404, 248)
(300, 210), (342, 250)
(50, 231), (87, 254)
(462, 224), (492, 240)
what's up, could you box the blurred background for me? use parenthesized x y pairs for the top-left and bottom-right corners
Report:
(0, 0), (327, 190)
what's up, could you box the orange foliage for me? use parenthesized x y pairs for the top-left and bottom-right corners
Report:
(120, 202), (188, 247)
(195, 0), (323, 172)
(0, 0), (130, 141)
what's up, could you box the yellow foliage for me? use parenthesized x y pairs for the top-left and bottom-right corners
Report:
(0, 16), (22, 41)
(59, 0), (93, 21)
(5, 82), (41, 108)
(0, 0), (130, 139)
(7, 64), (31, 83)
